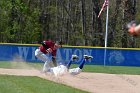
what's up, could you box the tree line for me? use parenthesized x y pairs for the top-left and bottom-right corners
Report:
(0, 0), (140, 48)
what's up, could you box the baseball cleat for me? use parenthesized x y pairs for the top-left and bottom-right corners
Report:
(84, 55), (93, 59)
(71, 55), (79, 60)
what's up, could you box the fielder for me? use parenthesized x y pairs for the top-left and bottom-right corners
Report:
(35, 40), (62, 73)
(48, 55), (93, 76)
(127, 21), (140, 36)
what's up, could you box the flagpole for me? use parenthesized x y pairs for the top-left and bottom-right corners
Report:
(103, 2), (109, 66)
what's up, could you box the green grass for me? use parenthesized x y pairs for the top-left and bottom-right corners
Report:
(71, 64), (140, 75)
(0, 75), (88, 93)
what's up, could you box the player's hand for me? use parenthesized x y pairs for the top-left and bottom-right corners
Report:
(47, 48), (52, 53)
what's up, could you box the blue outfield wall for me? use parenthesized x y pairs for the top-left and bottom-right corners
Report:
(0, 43), (140, 66)
(0, 44), (37, 62)
(57, 47), (140, 66)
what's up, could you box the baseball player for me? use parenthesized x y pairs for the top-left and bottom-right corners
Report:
(127, 21), (140, 36)
(48, 55), (93, 76)
(35, 40), (62, 73)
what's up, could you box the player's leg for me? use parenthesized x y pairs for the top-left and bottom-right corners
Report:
(69, 67), (82, 75)
(66, 55), (79, 69)
(35, 49), (52, 72)
(78, 59), (86, 69)
(79, 55), (93, 69)
(66, 60), (72, 69)
(68, 59), (85, 75)
(69, 55), (93, 75)
(51, 65), (67, 76)
(43, 60), (51, 72)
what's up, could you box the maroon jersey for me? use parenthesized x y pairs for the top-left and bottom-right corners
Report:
(39, 40), (57, 56)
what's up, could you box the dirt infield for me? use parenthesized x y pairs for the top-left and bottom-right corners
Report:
(0, 68), (140, 93)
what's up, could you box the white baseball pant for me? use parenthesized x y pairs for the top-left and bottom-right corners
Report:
(35, 49), (52, 72)
(51, 65), (82, 76)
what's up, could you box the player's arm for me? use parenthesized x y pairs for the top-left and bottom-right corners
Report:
(41, 41), (49, 49)
(127, 21), (140, 36)
(133, 24), (140, 35)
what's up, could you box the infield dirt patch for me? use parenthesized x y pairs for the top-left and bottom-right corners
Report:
(0, 68), (140, 93)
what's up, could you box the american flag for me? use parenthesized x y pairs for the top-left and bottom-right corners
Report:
(98, 0), (109, 18)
